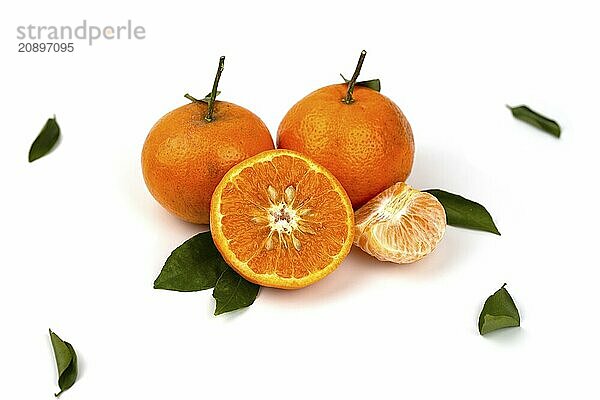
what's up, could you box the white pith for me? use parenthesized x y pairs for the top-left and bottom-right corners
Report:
(254, 184), (315, 252)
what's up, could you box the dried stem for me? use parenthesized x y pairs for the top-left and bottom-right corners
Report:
(205, 56), (225, 122)
(342, 50), (367, 104)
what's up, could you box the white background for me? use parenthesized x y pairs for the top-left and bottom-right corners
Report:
(1, 0), (599, 398)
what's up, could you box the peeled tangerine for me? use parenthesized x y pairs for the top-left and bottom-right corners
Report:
(354, 182), (446, 264)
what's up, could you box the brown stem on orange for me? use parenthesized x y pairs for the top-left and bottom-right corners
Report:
(205, 56), (225, 122)
(342, 50), (367, 104)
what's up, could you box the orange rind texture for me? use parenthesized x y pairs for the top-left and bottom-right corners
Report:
(142, 101), (274, 224)
(277, 84), (414, 208)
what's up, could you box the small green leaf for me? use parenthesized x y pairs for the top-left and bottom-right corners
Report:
(340, 74), (381, 92)
(356, 79), (381, 92)
(507, 104), (561, 138)
(425, 189), (500, 235)
(478, 284), (520, 335)
(154, 232), (228, 291)
(202, 91), (221, 102)
(212, 267), (260, 315)
(29, 116), (60, 162)
(49, 329), (78, 397)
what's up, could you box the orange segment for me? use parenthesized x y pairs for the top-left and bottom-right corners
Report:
(354, 182), (446, 264)
(210, 149), (354, 289)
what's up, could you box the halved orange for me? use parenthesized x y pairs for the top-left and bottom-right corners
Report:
(210, 149), (354, 289)
(354, 182), (446, 264)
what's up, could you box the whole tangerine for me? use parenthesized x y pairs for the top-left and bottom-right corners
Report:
(142, 57), (274, 224)
(277, 51), (414, 208)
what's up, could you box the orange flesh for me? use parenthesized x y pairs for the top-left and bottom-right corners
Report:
(354, 182), (446, 264)
(210, 150), (354, 289)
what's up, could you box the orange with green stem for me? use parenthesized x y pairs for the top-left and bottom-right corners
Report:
(277, 50), (415, 208)
(142, 56), (274, 224)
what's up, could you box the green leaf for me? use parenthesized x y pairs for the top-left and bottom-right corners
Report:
(478, 284), (520, 335)
(212, 267), (260, 315)
(49, 329), (78, 397)
(340, 74), (381, 92)
(154, 232), (260, 316)
(202, 91), (221, 102)
(356, 79), (381, 92)
(425, 189), (500, 235)
(154, 231), (228, 291)
(507, 105), (561, 138)
(29, 116), (60, 162)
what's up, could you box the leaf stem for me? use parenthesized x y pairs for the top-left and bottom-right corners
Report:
(205, 56), (225, 122)
(342, 50), (367, 104)
(184, 93), (200, 102)
(55, 390), (64, 397)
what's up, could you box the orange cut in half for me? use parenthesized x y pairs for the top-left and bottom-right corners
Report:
(354, 182), (446, 264)
(210, 149), (354, 289)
